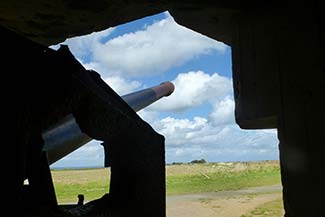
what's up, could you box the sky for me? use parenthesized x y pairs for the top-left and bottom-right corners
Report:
(50, 12), (279, 168)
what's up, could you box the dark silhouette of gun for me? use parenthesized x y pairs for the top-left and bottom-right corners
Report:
(42, 82), (174, 164)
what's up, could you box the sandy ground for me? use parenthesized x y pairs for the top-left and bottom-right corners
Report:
(166, 185), (282, 217)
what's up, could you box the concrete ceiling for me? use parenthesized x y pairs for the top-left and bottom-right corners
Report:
(0, 0), (241, 45)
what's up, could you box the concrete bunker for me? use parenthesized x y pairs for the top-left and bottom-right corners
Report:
(1, 1), (324, 217)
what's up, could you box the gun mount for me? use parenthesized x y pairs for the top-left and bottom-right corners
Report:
(2, 24), (172, 216)
(42, 82), (175, 165)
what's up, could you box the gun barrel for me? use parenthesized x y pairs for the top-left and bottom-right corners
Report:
(121, 81), (174, 112)
(43, 82), (174, 165)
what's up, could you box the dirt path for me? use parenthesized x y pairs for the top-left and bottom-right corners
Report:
(166, 185), (282, 217)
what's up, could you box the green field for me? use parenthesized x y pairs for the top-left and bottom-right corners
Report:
(166, 161), (280, 195)
(51, 168), (110, 203)
(51, 160), (281, 204)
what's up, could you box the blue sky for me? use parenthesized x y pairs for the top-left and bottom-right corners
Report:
(50, 12), (279, 168)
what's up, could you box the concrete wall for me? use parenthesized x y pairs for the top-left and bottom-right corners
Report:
(230, 5), (324, 216)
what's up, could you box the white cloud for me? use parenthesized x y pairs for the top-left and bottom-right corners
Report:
(51, 13), (227, 79)
(87, 15), (227, 77)
(146, 115), (279, 163)
(80, 61), (142, 96)
(148, 71), (232, 112)
(137, 110), (160, 124)
(103, 76), (141, 95)
(153, 116), (208, 146)
(209, 96), (235, 126)
(51, 28), (115, 60)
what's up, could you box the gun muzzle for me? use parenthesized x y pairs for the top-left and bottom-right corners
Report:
(121, 82), (174, 112)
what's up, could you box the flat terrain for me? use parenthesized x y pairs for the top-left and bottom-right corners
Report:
(166, 185), (283, 217)
(165, 161), (280, 195)
(52, 168), (110, 203)
(51, 161), (283, 216)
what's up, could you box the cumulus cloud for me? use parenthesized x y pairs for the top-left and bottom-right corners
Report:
(149, 71), (232, 112)
(86, 15), (227, 77)
(81, 62), (142, 96)
(103, 76), (141, 95)
(146, 116), (279, 163)
(50, 28), (115, 60)
(153, 116), (208, 146)
(51, 12), (227, 78)
(209, 96), (235, 126)
(137, 110), (160, 124)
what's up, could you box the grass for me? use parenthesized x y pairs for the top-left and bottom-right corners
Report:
(51, 168), (110, 203)
(166, 161), (280, 195)
(240, 198), (284, 217)
(51, 161), (281, 203)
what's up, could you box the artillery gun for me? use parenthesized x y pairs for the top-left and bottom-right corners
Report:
(43, 82), (174, 165)
(21, 80), (174, 216)
(4, 25), (172, 216)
